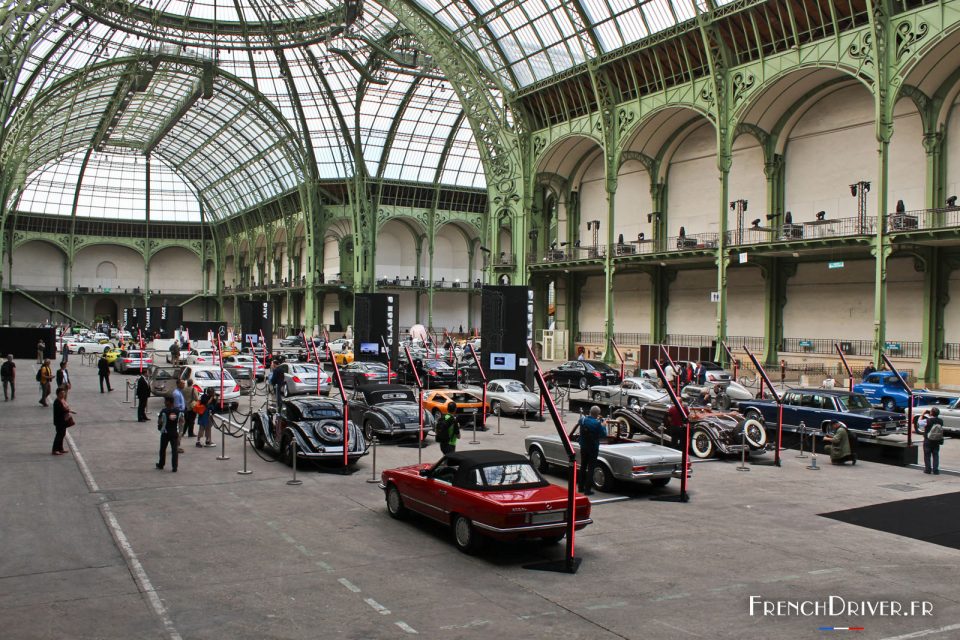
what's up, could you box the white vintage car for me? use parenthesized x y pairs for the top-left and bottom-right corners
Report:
(589, 377), (668, 408)
(465, 379), (541, 416)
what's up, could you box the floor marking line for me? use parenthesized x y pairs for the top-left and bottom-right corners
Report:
(395, 621), (418, 634)
(439, 620), (491, 630)
(101, 502), (182, 640)
(314, 560), (334, 573)
(879, 623), (960, 640)
(338, 577), (361, 593)
(364, 598), (391, 615)
(65, 433), (181, 640)
(66, 432), (100, 492)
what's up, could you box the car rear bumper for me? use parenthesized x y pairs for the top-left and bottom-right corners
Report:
(472, 518), (593, 535)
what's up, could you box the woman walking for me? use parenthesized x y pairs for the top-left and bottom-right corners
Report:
(52, 387), (75, 455)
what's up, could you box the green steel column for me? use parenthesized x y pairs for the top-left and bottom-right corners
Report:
(567, 273), (583, 358)
(918, 247), (941, 385)
(650, 266), (670, 345)
(650, 181), (667, 252)
(427, 237), (435, 331)
(715, 161), (731, 363)
(531, 274), (549, 355)
(466, 245), (475, 331)
(761, 259), (795, 366)
(872, 137), (892, 365)
(764, 155), (785, 223)
(602, 179), (617, 363)
(923, 132), (945, 212)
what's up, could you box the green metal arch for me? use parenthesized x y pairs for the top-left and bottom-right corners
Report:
(616, 101), (714, 163)
(532, 132), (604, 176)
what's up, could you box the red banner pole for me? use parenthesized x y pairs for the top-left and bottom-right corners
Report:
(404, 345), (424, 465)
(834, 342), (854, 393)
(216, 333), (224, 410)
(469, 347), (488, 425)
(527, 343), (581, 572)
(258, 328), (268, 369)
(743, 346), (782, 467)
(611, 338), (625, 382)
(326, 343), (349, 467)
(880, 353), (913, 447)
(248, 336), (258, 381)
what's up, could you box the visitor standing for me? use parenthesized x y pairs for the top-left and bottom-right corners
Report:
(576, 406), (606, 495)
(1, 355), (15, 401)
(135, 371), (151, 422)
(156, 396), (184, 472)
(182, 379), (199, 438)
(172, 380), (186, 453)
(36, 339), (45, 364)
(270, 361), (285, 407)
(97, 353), (113, 392)
(52, 387), (75, 455)
(917, 408), (944, 475)
(55, 361), (71, 391)
(435, 402), (461, 454)
(38, 359), (53, 406)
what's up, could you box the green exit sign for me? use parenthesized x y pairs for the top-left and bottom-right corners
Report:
(828, 261), (845, 269)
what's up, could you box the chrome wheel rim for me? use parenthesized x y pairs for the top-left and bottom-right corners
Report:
(387, 488), (401, 514)
(454, 518), (471, 547)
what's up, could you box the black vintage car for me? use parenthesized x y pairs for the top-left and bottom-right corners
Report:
(339, 361), (397, 387)
(396, 358), (458, 388)
(544, 360), (621, 390)
(456, 358), (485, 386)
(251, 396), (367, 466)
(348, 384), (435, 441)
(610, 401), (768, 459)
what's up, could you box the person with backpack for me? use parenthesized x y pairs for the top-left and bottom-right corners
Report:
(575, 406), (607, 495)
(156, 396), (184, 472)
(195, 388), (217, 447)
(1, 354), (15, 401)
(435, 402), (460, 454)
(916, 408), (944, 475)
(169, 341), (180, 365)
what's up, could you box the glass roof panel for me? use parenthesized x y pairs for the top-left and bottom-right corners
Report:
(438, 118), (486, 189)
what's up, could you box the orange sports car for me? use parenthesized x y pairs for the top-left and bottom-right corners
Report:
(422, 389), (487, 425)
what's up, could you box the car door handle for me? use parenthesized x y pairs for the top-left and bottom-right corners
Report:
(438, 489), (447, 496)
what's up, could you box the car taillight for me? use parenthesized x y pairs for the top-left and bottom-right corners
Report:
(389, 372), (397, 378)
(593, 371), (602, 378)
(429, 370), (437, 376)
(363, 373), (375, 378)
(124, 358), (131, 363)
(197, 357), (205, 362)
(193, 385), (203, 394)
(292, 376), (302, 383)
(631, 466), (648, 473)
(233, 384), (240, 392)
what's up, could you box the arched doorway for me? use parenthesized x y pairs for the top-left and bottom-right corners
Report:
(93, 298), (118, 324)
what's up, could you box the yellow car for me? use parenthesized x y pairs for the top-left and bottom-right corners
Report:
(333, 350), (354, 366)
(102, 347), (123, 364)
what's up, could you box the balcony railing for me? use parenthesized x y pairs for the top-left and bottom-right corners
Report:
(726, 216), (877, 246)
(884, 207), (960, 233)
(533, 245), (607, 263)
(942, 343), (960, 361)
(576, 331), (653, 345)
(493, 253), (517, 267)
(781, 337), (922, 358)
(668, 232), (720, 252)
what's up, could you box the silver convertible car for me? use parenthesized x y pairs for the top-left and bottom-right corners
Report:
(465, 379), (541, 416)
(524, 432), (688, 492)
(589, 377), (668, 408)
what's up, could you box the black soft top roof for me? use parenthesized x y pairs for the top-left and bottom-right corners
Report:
(357, 383), (416, 402)
(443, 449), (530, 468)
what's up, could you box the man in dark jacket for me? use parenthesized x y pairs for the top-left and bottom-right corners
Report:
(97, 353), (113, 392)
(917, 408), (944, 475)
(269, 361), (285, 407)
(136, 372), (151, 422)
(576, 406), (606, 495)
(156, 396), (184, 472)
(55, 361), (71, 391)
(435, 402), (461, 454)
(1, 355), (15, 401)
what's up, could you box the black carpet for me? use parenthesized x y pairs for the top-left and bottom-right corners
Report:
(821, 491), (960, 551)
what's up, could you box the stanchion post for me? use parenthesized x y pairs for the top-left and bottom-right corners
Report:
(521, 398), (529, 429)
(287, 438), (302, 485)
(807, 430), (820, 471)
(496, 407), (503, 436)
(216, 419), (230, 460)
(736, 405), (750, 472)
(470, 413), (480, 444)
(125, 381), (131, 404)
(237, 426), (253, 475)
(796, 421), (808, 458)
(366, 437), (379, 483)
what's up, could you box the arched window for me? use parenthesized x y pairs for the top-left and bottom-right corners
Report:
(96, 261), (118, 280)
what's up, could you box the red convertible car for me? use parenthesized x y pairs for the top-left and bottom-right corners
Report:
(380, 450), (593, 553)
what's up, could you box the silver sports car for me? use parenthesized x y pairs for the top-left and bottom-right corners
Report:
(524, 432), (688, 492)
(468, 379), (541, 416)
(589, 377), (668, 408)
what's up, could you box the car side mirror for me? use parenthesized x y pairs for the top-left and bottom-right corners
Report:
(419, 469), (430, 478)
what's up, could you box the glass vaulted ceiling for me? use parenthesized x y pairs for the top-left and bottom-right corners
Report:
(7, 0), (724, 222)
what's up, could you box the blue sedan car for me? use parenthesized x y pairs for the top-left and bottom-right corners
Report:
(737, 388), (906, 437)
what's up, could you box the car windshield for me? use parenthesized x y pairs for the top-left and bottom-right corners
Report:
(426, 361), (453, 370)
(503, 381), (530, 393)
(586, 360), (612, 371)
(479, 463), (545, 489)
(364, 363), (387, 372)
(837, 394), (872, 410)
(194, 370), (235, 382)
(297, 405), (342, 419)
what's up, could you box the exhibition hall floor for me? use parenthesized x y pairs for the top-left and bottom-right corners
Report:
(2, 361), (959, 640)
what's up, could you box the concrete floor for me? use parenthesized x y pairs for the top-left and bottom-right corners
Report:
(2, 359), (959, 640)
